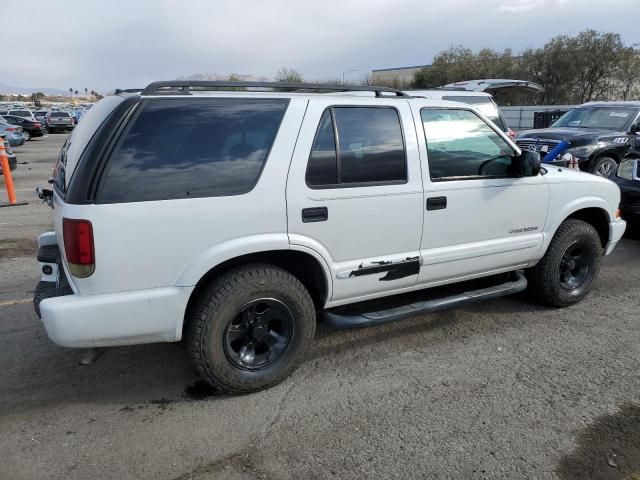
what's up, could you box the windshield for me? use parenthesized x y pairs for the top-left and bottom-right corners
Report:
(50, 112), (71, 117)
(10, 110), (31, 117)
(442, 95), (506, 131)
(552, 107), (638, 130)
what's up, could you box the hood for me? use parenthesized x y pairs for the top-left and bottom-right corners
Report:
(517, 127), (621, 145)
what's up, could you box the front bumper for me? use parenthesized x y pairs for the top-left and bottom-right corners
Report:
(604, 218), (627, 256)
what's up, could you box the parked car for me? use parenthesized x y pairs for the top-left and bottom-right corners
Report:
(2, 114), (46, 141)
(34, 110), (49, 123)
(516, 101), (640, 176)
(0, 117), (26, 147)
(405, 89), (515, 138)
(0, 134), (18, 173)
(34, 81), (625, 394)
(46, 111), (74, 132)
(5, 109), (36, 121)
(610, 155), (640, 228)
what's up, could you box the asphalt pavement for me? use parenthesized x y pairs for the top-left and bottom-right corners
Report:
(1, 134), (639, 479)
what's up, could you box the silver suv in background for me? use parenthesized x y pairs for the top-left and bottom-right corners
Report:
(46, 111), (74, 133)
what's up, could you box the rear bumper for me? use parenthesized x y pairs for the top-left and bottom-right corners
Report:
(34, 235), (193, 348)
(604, 218), (627, 256)
(40, 286), (193, 348)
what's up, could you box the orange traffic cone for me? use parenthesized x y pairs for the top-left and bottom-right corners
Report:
(0, 138), (27, 207)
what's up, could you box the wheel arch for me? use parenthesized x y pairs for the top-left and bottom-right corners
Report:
(180, 249), (331, 339)
(566, 207), (610, 248)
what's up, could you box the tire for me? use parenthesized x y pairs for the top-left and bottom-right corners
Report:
(23, 130), (31, 141)
(186, 264), (316, 394)
(526, 219), (603, 307)
(589, 156), (617, 177)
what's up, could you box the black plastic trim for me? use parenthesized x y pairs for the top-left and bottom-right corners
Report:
(141, 80), (409, 97)
(323, 271), (527, 329)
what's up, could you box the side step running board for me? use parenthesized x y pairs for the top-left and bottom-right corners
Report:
(322, 271), (527, 329)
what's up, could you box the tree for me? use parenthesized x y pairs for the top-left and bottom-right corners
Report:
(275, 68), (303, 83)
(615, 48), (640, 100)
(84, 87), (88, 98)
(569, 30), (627, 102)
(69, 87), (73, 98)
(74, 90), (78, 96)
(412, 46), (516, 88)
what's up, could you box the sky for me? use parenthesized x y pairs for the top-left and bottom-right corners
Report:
(1, 0), (638, 92)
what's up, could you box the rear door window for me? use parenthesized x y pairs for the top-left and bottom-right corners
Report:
(306, 106), (406, 188)
(97, 98), (288, 203)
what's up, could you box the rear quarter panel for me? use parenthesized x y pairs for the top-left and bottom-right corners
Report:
(56, 98), (308, 295)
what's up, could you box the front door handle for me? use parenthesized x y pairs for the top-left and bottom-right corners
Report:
(426, 196), (447, 210)
(302, 207), (328, 223)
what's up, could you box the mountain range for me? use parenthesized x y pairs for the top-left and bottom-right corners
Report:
(0, 83), (68, 96)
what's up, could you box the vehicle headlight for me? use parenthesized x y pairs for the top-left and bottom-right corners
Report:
(564, 145), (598, 158)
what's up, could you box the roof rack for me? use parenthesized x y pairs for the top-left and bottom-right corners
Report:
(140, 81), (410, 97)
(115, 88), (144, 94)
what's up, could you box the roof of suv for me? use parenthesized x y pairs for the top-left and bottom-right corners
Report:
(579, 101), (640, 108)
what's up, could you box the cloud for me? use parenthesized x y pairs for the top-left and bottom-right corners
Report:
(0, 0), (636, 92)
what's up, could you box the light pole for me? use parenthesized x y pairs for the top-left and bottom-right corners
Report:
(342, 69), (358, 84)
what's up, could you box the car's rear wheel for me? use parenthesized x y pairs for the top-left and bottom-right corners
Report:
(590, 156), (617, 177)
(22, 130), (31, 141)
(526, 219), (603, 307)
(186, 264), (316, 394)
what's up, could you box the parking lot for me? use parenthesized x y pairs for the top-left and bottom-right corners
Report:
(1, 134), (639, 479)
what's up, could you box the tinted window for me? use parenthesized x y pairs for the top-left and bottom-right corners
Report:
(306, 107), (406, 187)
(50, 112), (71, 118)
(97, 98), (288, 203)
(552, 107), (639, 130)
(442, 95), (506, 130)
(421, 108), (515, 180)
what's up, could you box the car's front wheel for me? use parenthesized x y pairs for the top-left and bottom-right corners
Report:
(590, 156), (617, 177)
(22, 130), (31, 141)
(186, 264), (316, 394)
(526, 219), (603, 307)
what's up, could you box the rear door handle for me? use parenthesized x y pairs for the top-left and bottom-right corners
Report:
(426, 196), (447, 210)
(302, 207), (328, 223)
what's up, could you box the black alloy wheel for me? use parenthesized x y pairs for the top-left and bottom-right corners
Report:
(224, 298), (294, 370)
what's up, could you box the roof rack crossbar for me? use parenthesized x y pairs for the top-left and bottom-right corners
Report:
(140, 81), (410, 97)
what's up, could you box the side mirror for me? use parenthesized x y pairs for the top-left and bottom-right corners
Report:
(514, 150), (541, 177)
(629, 123), (640, 135)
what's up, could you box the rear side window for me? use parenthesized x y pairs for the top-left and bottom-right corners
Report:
(50, 112), (71, 117)
(97, 98), (288, 203)
(306, 106), (406, 188)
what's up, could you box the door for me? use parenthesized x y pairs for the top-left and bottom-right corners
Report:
(287, 98), (424, 304)
(413, 105), (549, 285)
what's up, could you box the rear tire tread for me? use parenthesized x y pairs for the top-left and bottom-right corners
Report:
(185, 264), (315, 395)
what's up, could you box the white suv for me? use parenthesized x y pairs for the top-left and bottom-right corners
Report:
(35, 81), (626, 394)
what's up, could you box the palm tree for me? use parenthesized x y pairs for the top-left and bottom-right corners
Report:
(84, 87), (88, 98)
(74, 90), (78, 97)
(69, 87), (73, 99)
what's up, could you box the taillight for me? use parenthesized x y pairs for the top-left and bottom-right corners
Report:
(6, 127), (16, 131)
(63, 218), (95, 277)
(34, 122), (41, 127)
